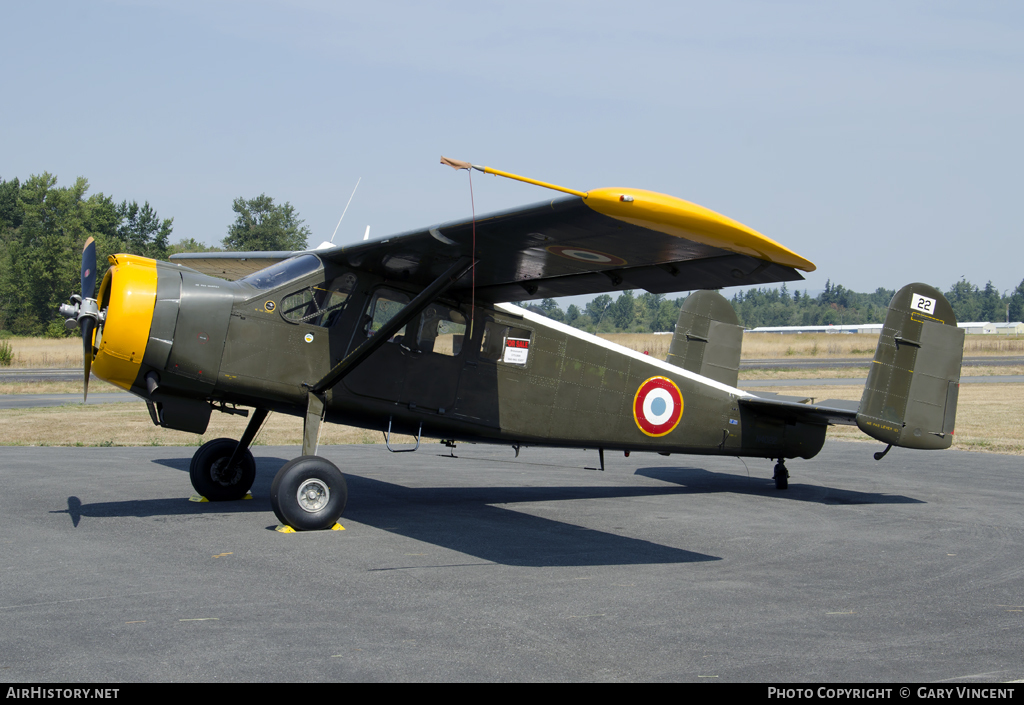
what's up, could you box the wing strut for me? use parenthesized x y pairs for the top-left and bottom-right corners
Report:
(306, 255), (474, 395)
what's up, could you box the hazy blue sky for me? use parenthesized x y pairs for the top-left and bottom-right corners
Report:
(2, 1), (1021, 300)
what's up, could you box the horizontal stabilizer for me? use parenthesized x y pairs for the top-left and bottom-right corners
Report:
(740, 395), (859, 426)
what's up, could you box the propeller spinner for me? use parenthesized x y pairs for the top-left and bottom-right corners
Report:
(58, 237), (101, 401)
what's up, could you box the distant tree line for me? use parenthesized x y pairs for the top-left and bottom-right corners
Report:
(728, 279), (1024, 329)
(527, 277), (1024, 334)
(732, 281), (895, 328)
(0, 173), (309, 336)
(3, 172), (1019, 337)
(0, 173), (174, 336)
(525, 292), (688, 334)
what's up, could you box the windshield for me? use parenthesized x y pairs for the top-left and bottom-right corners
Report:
(239, 254), (322, 291)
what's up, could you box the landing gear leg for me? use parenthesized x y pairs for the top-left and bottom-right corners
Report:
(269, 393), (347, 530)
(773, 458), (789, 490)
(189, 408), (268, 501)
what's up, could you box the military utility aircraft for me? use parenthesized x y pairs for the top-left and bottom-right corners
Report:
(59, 161), (964, 530)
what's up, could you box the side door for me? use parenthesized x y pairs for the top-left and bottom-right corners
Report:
(400, 303), (468, 413)
(342, 288), (412, 403)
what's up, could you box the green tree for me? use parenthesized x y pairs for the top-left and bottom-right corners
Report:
(980, 281), (1002, 322)
(1008, 280), (1024, 322)
(116, 200), (172, 259)
(635, 292), (665, 331)
(168, 237), (221, 256)
(585, 294), (613, 326)
(0, 174), (120, 335)
(0, 177), (21, 230)
(945, 279), (981, 322)
(654, 299), (679, 331)
(223, 194), (310, 251)
(0, 173), (178, 335)
(565, 304), (581, 326)
(609, 290), (636, 330)
(538, 298), (565, 322)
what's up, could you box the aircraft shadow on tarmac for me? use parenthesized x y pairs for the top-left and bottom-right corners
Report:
(52, 455), (923, 566)
(54, 457), (721, 567)
(635, 466), (924, 505)
(340, 473), (721, 567)
(149, 457), (192, 471)
(52, 458), (294, 527)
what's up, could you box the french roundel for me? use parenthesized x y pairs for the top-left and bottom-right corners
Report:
(545, 245), (627, 266)
(633, 377), (683, 437)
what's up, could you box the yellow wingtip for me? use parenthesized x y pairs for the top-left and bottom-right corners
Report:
(584, 187), (815, 273)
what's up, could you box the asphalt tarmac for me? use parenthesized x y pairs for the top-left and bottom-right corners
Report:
(1, 442), (1022, 682)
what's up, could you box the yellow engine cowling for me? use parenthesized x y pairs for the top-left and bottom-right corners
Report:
(92, 254), (157, 391)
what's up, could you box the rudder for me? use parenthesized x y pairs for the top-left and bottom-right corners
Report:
(667, 290), (743, 388)
(856, 284), (964, 450)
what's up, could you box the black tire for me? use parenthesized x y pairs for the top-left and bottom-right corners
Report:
(774, 462), (789, 490)
(270, 456), (348, 531)
(189, 438), (256, 501)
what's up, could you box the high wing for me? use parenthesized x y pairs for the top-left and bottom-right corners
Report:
(172, 187), (815, 302)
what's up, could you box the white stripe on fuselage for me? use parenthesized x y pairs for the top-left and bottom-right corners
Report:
(495, 303), (754, 399)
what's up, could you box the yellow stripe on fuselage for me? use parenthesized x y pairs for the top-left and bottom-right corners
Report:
(584, 188), (815, 273)
(92, 254), (157, 390)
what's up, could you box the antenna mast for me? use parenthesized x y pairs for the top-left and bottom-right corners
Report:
(329, 177), (362, 244)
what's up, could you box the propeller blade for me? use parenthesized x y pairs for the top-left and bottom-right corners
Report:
(81, 316), (94, 402)
(80, 239), (97, 402)
(81, 237), (96, 299)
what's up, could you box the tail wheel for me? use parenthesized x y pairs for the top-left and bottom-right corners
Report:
(270, 456), (348, 531)
(773, 460), (789, 490)
(190, 438), (256, 501)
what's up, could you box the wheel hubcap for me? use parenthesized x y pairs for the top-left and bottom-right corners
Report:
(296, 479), (330, 513)
(210, 458), (241, 486)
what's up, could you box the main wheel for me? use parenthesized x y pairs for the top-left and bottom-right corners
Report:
(189, 438), (256, 501)
(270, 456), (348, 531)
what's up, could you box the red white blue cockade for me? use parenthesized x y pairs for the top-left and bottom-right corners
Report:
(632, 376), (683, 437)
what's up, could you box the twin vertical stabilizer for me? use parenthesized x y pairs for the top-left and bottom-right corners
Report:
(667, 290), (743, 388)
(856, 283), (964, 449)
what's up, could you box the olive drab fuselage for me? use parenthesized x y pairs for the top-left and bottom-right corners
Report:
(119, 256), (825, 462)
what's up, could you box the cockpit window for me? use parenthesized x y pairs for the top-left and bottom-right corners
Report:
(280, 273), (357, 327)
(417, 305), (466, 357)
(240, 254), (322, 291)
(365, 289), (411, 341)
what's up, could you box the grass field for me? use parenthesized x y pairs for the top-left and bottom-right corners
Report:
(2, 337), (82, 368)
(4, 332), (1023, 369)
(0, 402), (421, 448)
(759, 384), (1024, 456)
(601, 331), (1024, 359)
(1, 335), (1020, 454)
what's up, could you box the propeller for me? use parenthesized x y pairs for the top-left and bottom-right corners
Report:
(58, 237), (100, 401)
